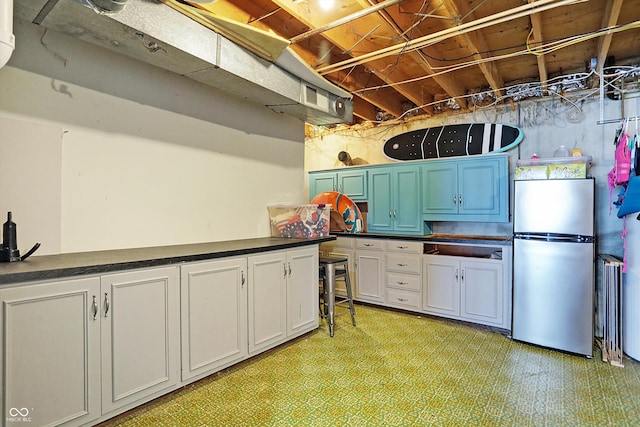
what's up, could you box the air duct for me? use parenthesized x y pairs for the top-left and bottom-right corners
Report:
(0, 0), (15, 69)
(14, 0), (353, 125)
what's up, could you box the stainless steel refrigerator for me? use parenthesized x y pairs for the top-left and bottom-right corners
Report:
(512, 178), (595, 357)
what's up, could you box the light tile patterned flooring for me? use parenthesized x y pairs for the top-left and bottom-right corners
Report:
(100, 305), (640, 426)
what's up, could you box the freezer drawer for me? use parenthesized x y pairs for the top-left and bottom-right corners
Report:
(512, 238), (594, 356)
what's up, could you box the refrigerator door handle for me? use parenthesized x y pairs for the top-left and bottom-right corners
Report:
(514, 233), (594, 243)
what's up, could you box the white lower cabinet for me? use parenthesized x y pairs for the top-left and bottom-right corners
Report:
(423, 255), (461, 316)
(459, 259), (504, 325)
(324, 238), (511, 330)
(0, 245), (320, 426)
(248, 246), (318, 355)
(355, 238), (385, 303)
(0, 266), (180, 427)
(286, 247), (320, 337)
(0, 277), (102, 427)
(100, 267), (181, 415)
(180, 258), (248, 382)
(423, 251), (507, 328)
(385, 240), (422, 310)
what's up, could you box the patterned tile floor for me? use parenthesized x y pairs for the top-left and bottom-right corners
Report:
(100, 305), (640, 426)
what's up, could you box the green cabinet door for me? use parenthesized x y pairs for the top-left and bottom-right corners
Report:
(368, 168), (394, 231)
(458, 157), (504, 217)
(421, 155), (508, 222)
(393, 166), (422, 233)
(368, 165), (422, 234)
(421, 162), (458, 215)
(309, 169), (368, 201)
(338, 169), (368, 200)
(309, 171), (337, 199)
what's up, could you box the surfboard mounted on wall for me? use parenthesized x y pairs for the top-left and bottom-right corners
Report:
(383, 123), (524, 161)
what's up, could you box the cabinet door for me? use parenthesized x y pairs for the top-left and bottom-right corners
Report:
(421, 162), (458, 215)
(393, 166), (423, 233)
(458, 158), (503, 217)
(355, 249), (385, 302)
(339, 169), (368, 200)
(248, 251), (287, 354)
(422, 256), (460, 316)
(0, 277), (101, 427)
(180, 258), (248, 381)
(101, 267), (180, 414)
(309, 171), (337, 199)
(460, 259), (503, 326)
(287, 247), (319, 337)
(368, 168), (394, 232)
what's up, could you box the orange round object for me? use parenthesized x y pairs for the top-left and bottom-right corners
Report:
(310, 191), (361, 233)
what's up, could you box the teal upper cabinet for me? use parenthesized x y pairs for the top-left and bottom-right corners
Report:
(421, 155), (508, 222)
(368, 165), (423, 235)
(309, 169), (368, 201)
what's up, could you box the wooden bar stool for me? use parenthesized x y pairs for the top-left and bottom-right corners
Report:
(319, 256), (356, 337)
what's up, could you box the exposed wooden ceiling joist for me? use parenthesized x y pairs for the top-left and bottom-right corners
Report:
(182, 0), (640, 126)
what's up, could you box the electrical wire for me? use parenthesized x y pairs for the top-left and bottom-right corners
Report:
(351, 20), (640, 95)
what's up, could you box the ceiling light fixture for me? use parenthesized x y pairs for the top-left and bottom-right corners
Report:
(319, 0), (335, 11)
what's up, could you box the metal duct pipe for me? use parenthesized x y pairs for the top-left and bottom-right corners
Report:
(0, 0), (14, 69)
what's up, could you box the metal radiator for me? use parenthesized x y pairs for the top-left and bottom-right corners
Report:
(600, 255), (624, 367)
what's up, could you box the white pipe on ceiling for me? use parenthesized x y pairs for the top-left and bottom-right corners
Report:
(0, 0), (14, 69)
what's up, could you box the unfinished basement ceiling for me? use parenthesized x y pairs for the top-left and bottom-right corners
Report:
(175, 0), (640, 125)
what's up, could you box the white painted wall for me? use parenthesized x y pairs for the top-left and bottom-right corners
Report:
(0, 19), (306, 254)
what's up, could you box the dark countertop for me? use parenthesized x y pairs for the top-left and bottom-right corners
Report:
(330, 232), (512, 246)
(0, 236), (335, 286)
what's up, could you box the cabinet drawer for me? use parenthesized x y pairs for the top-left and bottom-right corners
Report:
(386, 288), (421, 310)
(386, 272), (421, 291)
(385, 240), (422, 253)
(386, 253), (421, 274)
(335, 236), (356, 248)
(356, 238), (384, 250)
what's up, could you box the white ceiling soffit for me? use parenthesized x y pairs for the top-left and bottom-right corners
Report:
(14, 0), (353, 125)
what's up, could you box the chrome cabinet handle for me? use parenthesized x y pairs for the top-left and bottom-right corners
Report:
(364, 243), (373, 247)
(461, 269), (464, 282)
(453, 194), (458, 205)
(455, 269), (459, 282)
(241, 270), (245, 288)
(389, 210), (393, 218)
(104, 293), (110, 317)
(394, 209), (397, 218)
(288, 262), (292, 277)
(396, 281), (408, 285)
(397, 245), (408, 249)
(459, 194), (463, 205)
(397, 298), (408, 302)
(92, 295), (98, 320)
(283, 263), (287, 278)
(397, 263), (408, 267)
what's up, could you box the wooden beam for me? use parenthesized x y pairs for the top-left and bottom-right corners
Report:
(528, 0), (549, 92)
(271, 0), (439, 118)
(596, 0), (624, 70)
(443, 0), (506, 100)
(363, 0), (466, 111)
(289, 0), (406, 44)
(316, 0), (582, 74)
